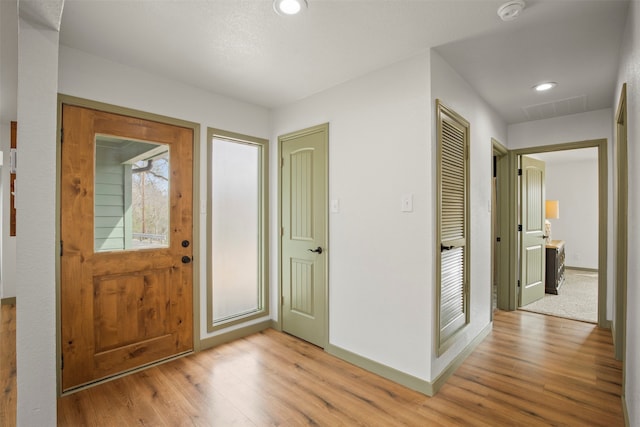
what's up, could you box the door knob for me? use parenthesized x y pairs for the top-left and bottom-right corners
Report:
(308, 246), (323, 254)
(440, 244), (454, 252)
(181, 256), (192, 264)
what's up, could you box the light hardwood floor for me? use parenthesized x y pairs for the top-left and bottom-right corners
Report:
(0, 302), (16, 427)
(2, 304), (624, 426)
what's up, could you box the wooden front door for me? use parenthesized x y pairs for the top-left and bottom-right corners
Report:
(60, 104), (194, 391)
(520, 155), (546, 306)
(280, 124), (328, 348)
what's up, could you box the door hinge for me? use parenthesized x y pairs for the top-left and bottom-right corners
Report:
(60, 128), (64, 143)
(281, 296), (284, 306)
(61, 354), (64, 370)
(517, 280), (521, 288)
(60, 240), (63, 256)
(518, 224), (522, 232)
(281, 227), (284, 237)
(496, 237), (501, 242)
(281, 157), (284, 168)
(518, 168), (522, 176)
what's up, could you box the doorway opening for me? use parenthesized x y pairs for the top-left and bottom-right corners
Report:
(491, 139), (509, 318)
(511, 141), (607, 327)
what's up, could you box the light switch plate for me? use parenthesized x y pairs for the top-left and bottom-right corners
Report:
(330, 199), (340, 213)
(401, 194), (413, 212)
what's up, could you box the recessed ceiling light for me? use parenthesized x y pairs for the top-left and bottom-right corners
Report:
(273, 0), (308, 16)
(534, 82), (558, 92)
(497, 0), (526, 21)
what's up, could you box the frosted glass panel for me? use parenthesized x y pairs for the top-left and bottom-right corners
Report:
(212, 138), (261, 322)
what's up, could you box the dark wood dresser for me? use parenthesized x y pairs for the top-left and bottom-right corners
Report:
(545, 240), (565, 294)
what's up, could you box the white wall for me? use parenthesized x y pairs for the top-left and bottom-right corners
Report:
(614, 0), (640, 422)
(509, 109), (613, 149)
(62, 42), (504, 387)
(507, 109), (614, 320)
(545, 158), (599, 269)
(16, 12), (60, 426)
(272, 54), (433, 381)
(0, 0), (18, 299)
(271, 50), (505, 384)
(430, 50), (507, 377)
(58, 46), (272, 341)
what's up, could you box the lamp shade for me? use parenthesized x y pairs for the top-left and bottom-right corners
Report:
(545, 200), (559, 219)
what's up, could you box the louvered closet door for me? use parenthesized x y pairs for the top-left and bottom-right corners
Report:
(436, 100), (470, 354)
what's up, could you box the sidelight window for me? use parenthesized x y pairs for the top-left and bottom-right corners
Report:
(207, 129), (268, 330)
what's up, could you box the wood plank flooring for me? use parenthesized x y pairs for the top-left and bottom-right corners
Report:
(0, 302), (16, 427)
(2, 304), (624, 426)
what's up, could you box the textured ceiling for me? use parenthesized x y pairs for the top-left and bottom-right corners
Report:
(59, 0), (629, 123)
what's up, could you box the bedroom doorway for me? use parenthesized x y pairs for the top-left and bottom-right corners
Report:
(511, 140), (607, 327)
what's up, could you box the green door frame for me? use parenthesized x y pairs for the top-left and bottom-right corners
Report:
(614, 82), (628, 419)
(614, 83), (627, 364)
(492, 139), (512, 314)
(508, 139), (608, 328)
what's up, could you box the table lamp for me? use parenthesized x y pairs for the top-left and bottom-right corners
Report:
(545, 200), (559, 244)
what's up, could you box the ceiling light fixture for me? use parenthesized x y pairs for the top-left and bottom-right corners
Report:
(497, 0), (526, 21)
(273, 0), (308, 16)
(534, 82), (557, 92)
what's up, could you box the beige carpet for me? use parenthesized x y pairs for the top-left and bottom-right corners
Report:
(520, 268), (598, 323)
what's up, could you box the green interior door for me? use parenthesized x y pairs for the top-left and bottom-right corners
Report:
(520, 155), (546, 306)
(280, 124), (328, 348)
